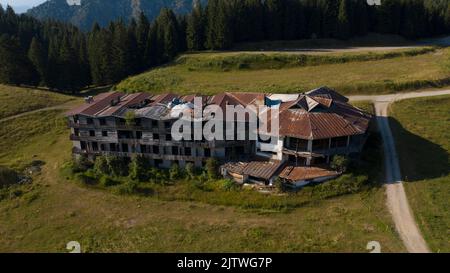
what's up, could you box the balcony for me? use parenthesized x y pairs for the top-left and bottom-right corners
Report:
(72, 147), (206, 161)
(68, 121), (147, 131)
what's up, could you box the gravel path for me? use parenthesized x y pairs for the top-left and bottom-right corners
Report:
(350, 89), (450, 253)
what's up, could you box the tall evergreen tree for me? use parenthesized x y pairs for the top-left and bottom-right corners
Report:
(244, 0), (264, 41)
(205, 0), (233, 49)
(155, 8), (182, 61)
(0, 34), (38, 86)
(337, 0), (351, 39)
(186, 0), (205, 51)
(264, 0), (284, 40)
(28, 37), (47, 85)
(136, 12), (150, 70)
(446, 3), (450, 31)
(57, 36), (81, 92)
(320, 0), (339, 38)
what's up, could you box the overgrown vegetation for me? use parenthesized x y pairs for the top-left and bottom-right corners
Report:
(62, 128), (382, 212)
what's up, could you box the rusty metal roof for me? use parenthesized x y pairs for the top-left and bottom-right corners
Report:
(229, 92), (265, 106)
(279, 165), (339, 182)
(96, 93), (151, 117)
(306, 86), (349, 103)
(223, 159), (284, 180)
(66, 88), (371, 139)
(278, 92), (371, 140)
(65, 92), (123, 117)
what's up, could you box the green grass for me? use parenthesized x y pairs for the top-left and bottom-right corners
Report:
(0, 109), (67, 169)
(117, 47), (450, 96)
(0, 87), (405, 252)
(0, 85), (75, 120)
(390, 95), (450, 253)
(353, 101), (375, 115)
(176, 47), (436, 72)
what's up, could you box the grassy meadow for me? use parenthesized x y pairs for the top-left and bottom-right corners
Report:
(117, 47), (450, 95)
(0, 86), (406, 252)
(0, 85), (76, 120)
(389, 95), (450, 253)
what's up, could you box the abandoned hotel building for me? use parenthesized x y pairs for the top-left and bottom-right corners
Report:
(67, 87), (372, 187)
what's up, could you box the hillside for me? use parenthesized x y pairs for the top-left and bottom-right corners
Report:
(117, 46), (450, 95)
(27, 0), (204, 30)
(0, 85), (406, 252)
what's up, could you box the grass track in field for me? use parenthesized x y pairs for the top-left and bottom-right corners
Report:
(0, 85), (75, 120)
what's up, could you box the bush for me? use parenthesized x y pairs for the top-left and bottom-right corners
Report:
(205, 158), (219, 180)
(331, 155), (349, 173)
(99, 175), (119, 187)
(107, 156), (128, 177)
(221, 179), (239, 191)
(71, 155), (92, 173)
(75, 170), (97, 185)
(94, 155), (110, 175)
(114, 180), (139, 195)
(169, 164), (182, 181)
(124, 111), (136, 127)
(313, 174), (367, 199)
(185, 162), (195, 180)
(273, 177), (286, 193)
(0, 166), (19, 187)
(129, 155), (151, 181)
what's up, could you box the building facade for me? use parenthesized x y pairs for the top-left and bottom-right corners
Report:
(66, 87), (372, 186)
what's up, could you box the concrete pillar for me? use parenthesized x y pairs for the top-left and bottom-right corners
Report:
(307, 139), (313, 152)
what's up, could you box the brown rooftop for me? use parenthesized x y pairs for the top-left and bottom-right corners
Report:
(279, 165), (339, 182)
(222, 159), (285, 181)
(66, 87), (372, 140)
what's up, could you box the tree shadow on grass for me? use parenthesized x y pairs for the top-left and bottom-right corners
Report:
(388, 117), (449, 182)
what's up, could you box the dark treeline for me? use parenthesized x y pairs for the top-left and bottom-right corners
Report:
(1, 0), (450, 92)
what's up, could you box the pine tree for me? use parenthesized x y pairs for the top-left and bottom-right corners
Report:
(352, 0), (369, 36)
(245, 0), (264, 41)
(28, 37), (47, 85)
(186, 0), (205, 51)
(146, 21), (160, 66)
(446, 3), (450, 31)
(76, 34), (91, 88)
(0, 34), (38, 86)
(283, 0), (305, 40)
(320, 0), (339, 38)
(337, 0), (350, 40)
(264, 0), (284, 40)
(136, 12), (150, 70)
(205, 0), (233, 49)
(155, 8), (181, 61)
(111, 21), (131, 82)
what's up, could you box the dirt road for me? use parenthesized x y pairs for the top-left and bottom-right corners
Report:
(349, 89), (450, 253)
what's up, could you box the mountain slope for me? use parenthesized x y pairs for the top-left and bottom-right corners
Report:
(27, 0), (202, 30)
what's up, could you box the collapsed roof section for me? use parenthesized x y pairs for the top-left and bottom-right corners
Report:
(66, 87), (372, 140)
